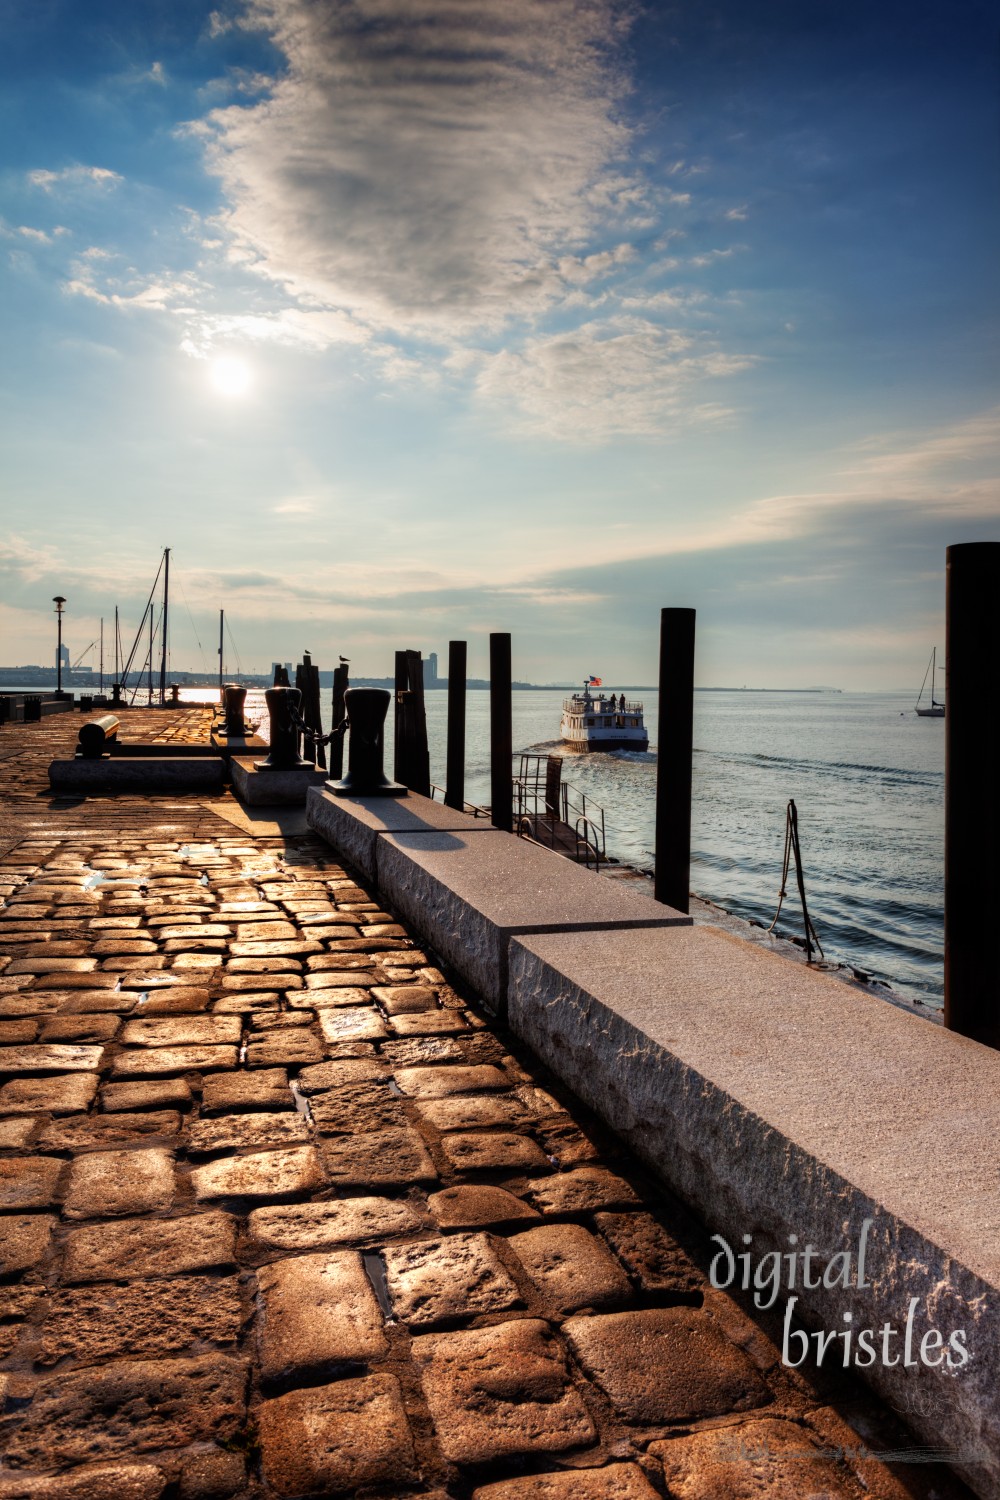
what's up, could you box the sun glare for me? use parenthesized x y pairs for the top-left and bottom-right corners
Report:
(209, 355), (252, 398)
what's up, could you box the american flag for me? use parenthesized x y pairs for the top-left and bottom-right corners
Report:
(586, 675), (602, 686)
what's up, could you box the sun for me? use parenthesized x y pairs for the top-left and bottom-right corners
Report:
(209, 355), (252, 398)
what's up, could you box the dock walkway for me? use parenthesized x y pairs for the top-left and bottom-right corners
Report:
(0, 710), (970, 1498)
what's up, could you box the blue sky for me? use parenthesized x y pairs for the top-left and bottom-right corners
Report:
(2, 0), (997, 687)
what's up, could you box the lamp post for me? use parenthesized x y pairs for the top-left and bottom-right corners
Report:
(52, 596), (67, 698)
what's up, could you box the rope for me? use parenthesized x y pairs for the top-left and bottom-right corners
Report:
(767, 798), (824, 963)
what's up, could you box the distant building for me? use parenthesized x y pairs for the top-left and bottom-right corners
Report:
(56, 643), (69, 672)
(422, 652), (438, 688)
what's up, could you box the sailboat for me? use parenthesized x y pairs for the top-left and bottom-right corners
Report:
(915, 647), (945, 717)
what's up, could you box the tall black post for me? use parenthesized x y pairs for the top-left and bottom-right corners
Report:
(445, 640), (467, 810)
(654, 607), (695, 913)
(394, 650), (430, 796)
(945, 541), (1000, 1047)
(490, 632), (513, 833)
(329, 662), (349, 780)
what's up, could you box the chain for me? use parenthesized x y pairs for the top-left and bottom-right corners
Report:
(284, 701), (348, 748)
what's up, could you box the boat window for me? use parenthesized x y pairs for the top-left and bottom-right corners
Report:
(586, 717), (594, 726)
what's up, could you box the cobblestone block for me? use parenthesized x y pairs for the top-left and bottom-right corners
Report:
(245, 1031), (325, 1068)
(186, 1112), (309, 1154)
(428, 1185), (541, 1230)
(380, 1036), (466, 1068)
(5, 959), (98, 976)
(473, 1467), (661, 1500)
(257, 1374), (417, 1497)
(176, 1450), (246, 1500)
(138, 989), (211, 1014)
(394, 1064), (510, 1097)
(218, 973), (302, 992)
(0, 1463), (168, 1499)
(322, 1126), (437, 1187)
(211, 993), (278, 1012)
(507, 1223), (633, 1313)
(248, 1195), (429, 1253)
(295, 1058), (386, 1093)
(38, 1014), (120, 1043)
(257, 1249), (387, 1379)
(416, 1094), (532, 1132)
(0, 1044), (104, 1075)
(200, 1068), (292, 1114)
(62, 1211), (238, 1283)
(31, 1275), (243, 1365)
(383, 1232), (522, 1327)
(373, 985), (438, 1014)
(100, 1079), (193, 1112)
(0, 1214), (56, 1275)
(111, 1046), (239, 1077)
(63, 1148), (175, 1219)
(317, 1007), (389, 1043)
(37, 1112), (181, 1153)
(303, 970), (378, 990)
(527, 1169), (641, 1215)
(390, 1010), (469, 1036)
(289, 984), (372, 1010)
(594, 1213), (702, 1296)
(414, 1318), (595, 1464)
(647, 1416), (871, 1498)
(0, 1074), (99, 1116)
(440, 1131), (551, 1174)
(1, 1355), (247, 1469)
(308, 1086), (408, 1134)
(191, 1145), (326, 1201)
(0, 1020), (39, 1043)
(0, 1157), (64, 1210)
(563, 1309), (770, 1424)
(118, 1017), (241, 1048)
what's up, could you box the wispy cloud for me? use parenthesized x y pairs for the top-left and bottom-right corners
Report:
(28, 166), (123, 193)
(198, 0), (639, 337)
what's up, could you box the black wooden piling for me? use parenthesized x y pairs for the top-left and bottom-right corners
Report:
(945, 541), (1000, 1048)
(329, 662), (349, 781)
(445, 640), (467, 810)
(394, 649), (431, 796)
(654, 607), (695, 914)
(490, 633), (513, 833)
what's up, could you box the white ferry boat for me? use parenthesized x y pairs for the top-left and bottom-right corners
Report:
(559, 681), (648, 752)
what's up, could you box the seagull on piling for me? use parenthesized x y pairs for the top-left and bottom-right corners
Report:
(339, 656), (350, 664)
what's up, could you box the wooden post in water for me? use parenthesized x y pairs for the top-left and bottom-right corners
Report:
(490, 632), (513, 833)
(394, 650), (431, 796)
(945, 541), (1000, 1047)
(445, 640), (467, 810)
(329, 662), (349, 780)
(654, 607), (695, 914)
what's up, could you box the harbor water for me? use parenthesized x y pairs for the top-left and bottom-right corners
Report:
(134, 684), (950, 1008)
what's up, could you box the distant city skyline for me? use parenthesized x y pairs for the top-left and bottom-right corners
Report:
(2, 0), (997, 690)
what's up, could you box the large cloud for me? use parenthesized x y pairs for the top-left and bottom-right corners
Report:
(200, 0), (638, 336)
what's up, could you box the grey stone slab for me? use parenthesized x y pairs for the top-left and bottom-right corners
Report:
(364, 820), (689, 1012)
(307, 786), (498, 881)
(231, 759), (329, 807)
(48, 759), (225, 794)
(508, 923), (1000, 1495)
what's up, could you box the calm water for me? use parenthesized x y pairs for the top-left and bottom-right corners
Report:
(179, 685), (946, 1007)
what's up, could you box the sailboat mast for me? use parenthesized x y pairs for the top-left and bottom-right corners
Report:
(147, 605), (154, 704)
(218, 610), (224, 702)
(158, 547), (170, 705)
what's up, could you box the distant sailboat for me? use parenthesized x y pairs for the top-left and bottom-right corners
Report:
(915, 647), (945, 717)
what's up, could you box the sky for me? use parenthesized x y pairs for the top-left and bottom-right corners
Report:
(1, 0), (998, 689)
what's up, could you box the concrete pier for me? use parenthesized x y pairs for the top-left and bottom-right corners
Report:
(0, 711), (981, 1499)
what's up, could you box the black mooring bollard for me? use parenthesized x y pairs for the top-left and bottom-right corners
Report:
(945, 541), (1000, 1047)
(446, 640), (467, 811)
(327, 688), (405, 797)
(654, 607), (695, 914)
(254, 687), (309, 772)
(223, 683), (246, 737)
(490, 633), (513, 833)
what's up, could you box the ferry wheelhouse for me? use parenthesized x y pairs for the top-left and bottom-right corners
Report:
(559, 682), (648, 752)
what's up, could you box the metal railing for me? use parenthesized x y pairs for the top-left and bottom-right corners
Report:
(512, 754), (606, 866)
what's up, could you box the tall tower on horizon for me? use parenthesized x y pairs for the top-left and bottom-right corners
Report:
(423, 652), (438, 687)
(56, 642), (69, 673)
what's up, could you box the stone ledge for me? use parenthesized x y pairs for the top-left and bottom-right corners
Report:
(48, 758), (225, 795)
(307, 786), (496, 881)
(306, 790), (690, 1012)
(507, 924), (1000, 1499)
(231, 758), (329, 807)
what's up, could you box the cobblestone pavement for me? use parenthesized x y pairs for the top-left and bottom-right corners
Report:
(0, 713), (972, 1499)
